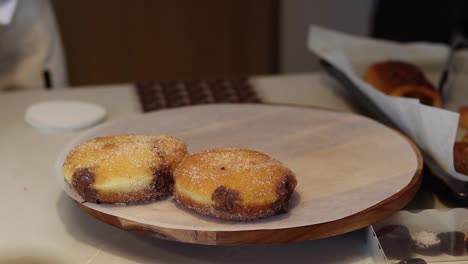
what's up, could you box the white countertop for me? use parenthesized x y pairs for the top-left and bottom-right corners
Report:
(0, 73), (378, 263)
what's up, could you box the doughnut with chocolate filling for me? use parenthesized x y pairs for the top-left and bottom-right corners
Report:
(174, 148), (297, 221)
(63, 135), (187, 203)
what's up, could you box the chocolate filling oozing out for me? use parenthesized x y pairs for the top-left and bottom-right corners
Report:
(150, 166), (174, 198)
(211, 185), (242, 212)
(211, 174), (296, 216)
(72, 167), (99, 203)
(149, 139), (176, 198)
(275, 174), (297, 213)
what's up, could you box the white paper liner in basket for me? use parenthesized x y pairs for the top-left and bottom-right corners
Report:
(308, 26), (465, 182)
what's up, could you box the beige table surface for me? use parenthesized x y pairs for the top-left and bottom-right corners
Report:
(0, 73), (388, 264)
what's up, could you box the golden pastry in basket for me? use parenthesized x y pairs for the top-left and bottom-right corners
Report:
(389, 85), (441, 107)
(174, 148), (297, 221)
(458, 106), (468, 129)
(453, 142), (468, 175)
(63, 135), (187, 203)
(364, 61), (433, 94)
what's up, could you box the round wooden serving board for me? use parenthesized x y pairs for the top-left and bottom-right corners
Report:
(57, 104), (422, 245)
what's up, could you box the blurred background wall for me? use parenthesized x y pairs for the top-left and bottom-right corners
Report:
(280, 0), (374, 73)
(51, 0), (276, 86)
(50, 0), (375, 86)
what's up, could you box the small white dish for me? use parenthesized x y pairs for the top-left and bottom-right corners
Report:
(25, 100), (107, 133)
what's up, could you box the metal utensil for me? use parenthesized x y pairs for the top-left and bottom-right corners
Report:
(437, 29), (468, 103)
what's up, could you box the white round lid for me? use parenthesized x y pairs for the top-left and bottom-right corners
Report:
(25, 100), (107, 133)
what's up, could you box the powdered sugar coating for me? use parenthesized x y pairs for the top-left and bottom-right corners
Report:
(412, 230), (440, 249)
(174, 148), (297, 220)
(63, 134), (187, 202)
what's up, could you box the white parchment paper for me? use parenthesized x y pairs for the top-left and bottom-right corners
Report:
(56, 104), (418, 232)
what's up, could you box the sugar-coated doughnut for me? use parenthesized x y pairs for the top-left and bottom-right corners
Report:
(63, 135), (187, 203)
(174, 148), (297, 221)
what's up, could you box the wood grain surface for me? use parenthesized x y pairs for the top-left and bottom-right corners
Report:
(60, 104), (423, 245)
(52, 0), (276, 85)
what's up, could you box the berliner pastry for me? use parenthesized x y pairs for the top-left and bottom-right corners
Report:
(364, 61), (433, 94)
(458, 106), (468, 129)
(63, 135), (187, 203)
(389, 85), (441, 107)
(453, 142), (468, 175)
(174, 148), (297, 221)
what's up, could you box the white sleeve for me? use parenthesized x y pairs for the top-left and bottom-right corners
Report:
(0, 0), (17, 25)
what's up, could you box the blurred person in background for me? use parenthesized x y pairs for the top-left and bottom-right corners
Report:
(0, 0), (67, 91)
(372, 0), (468, 44)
